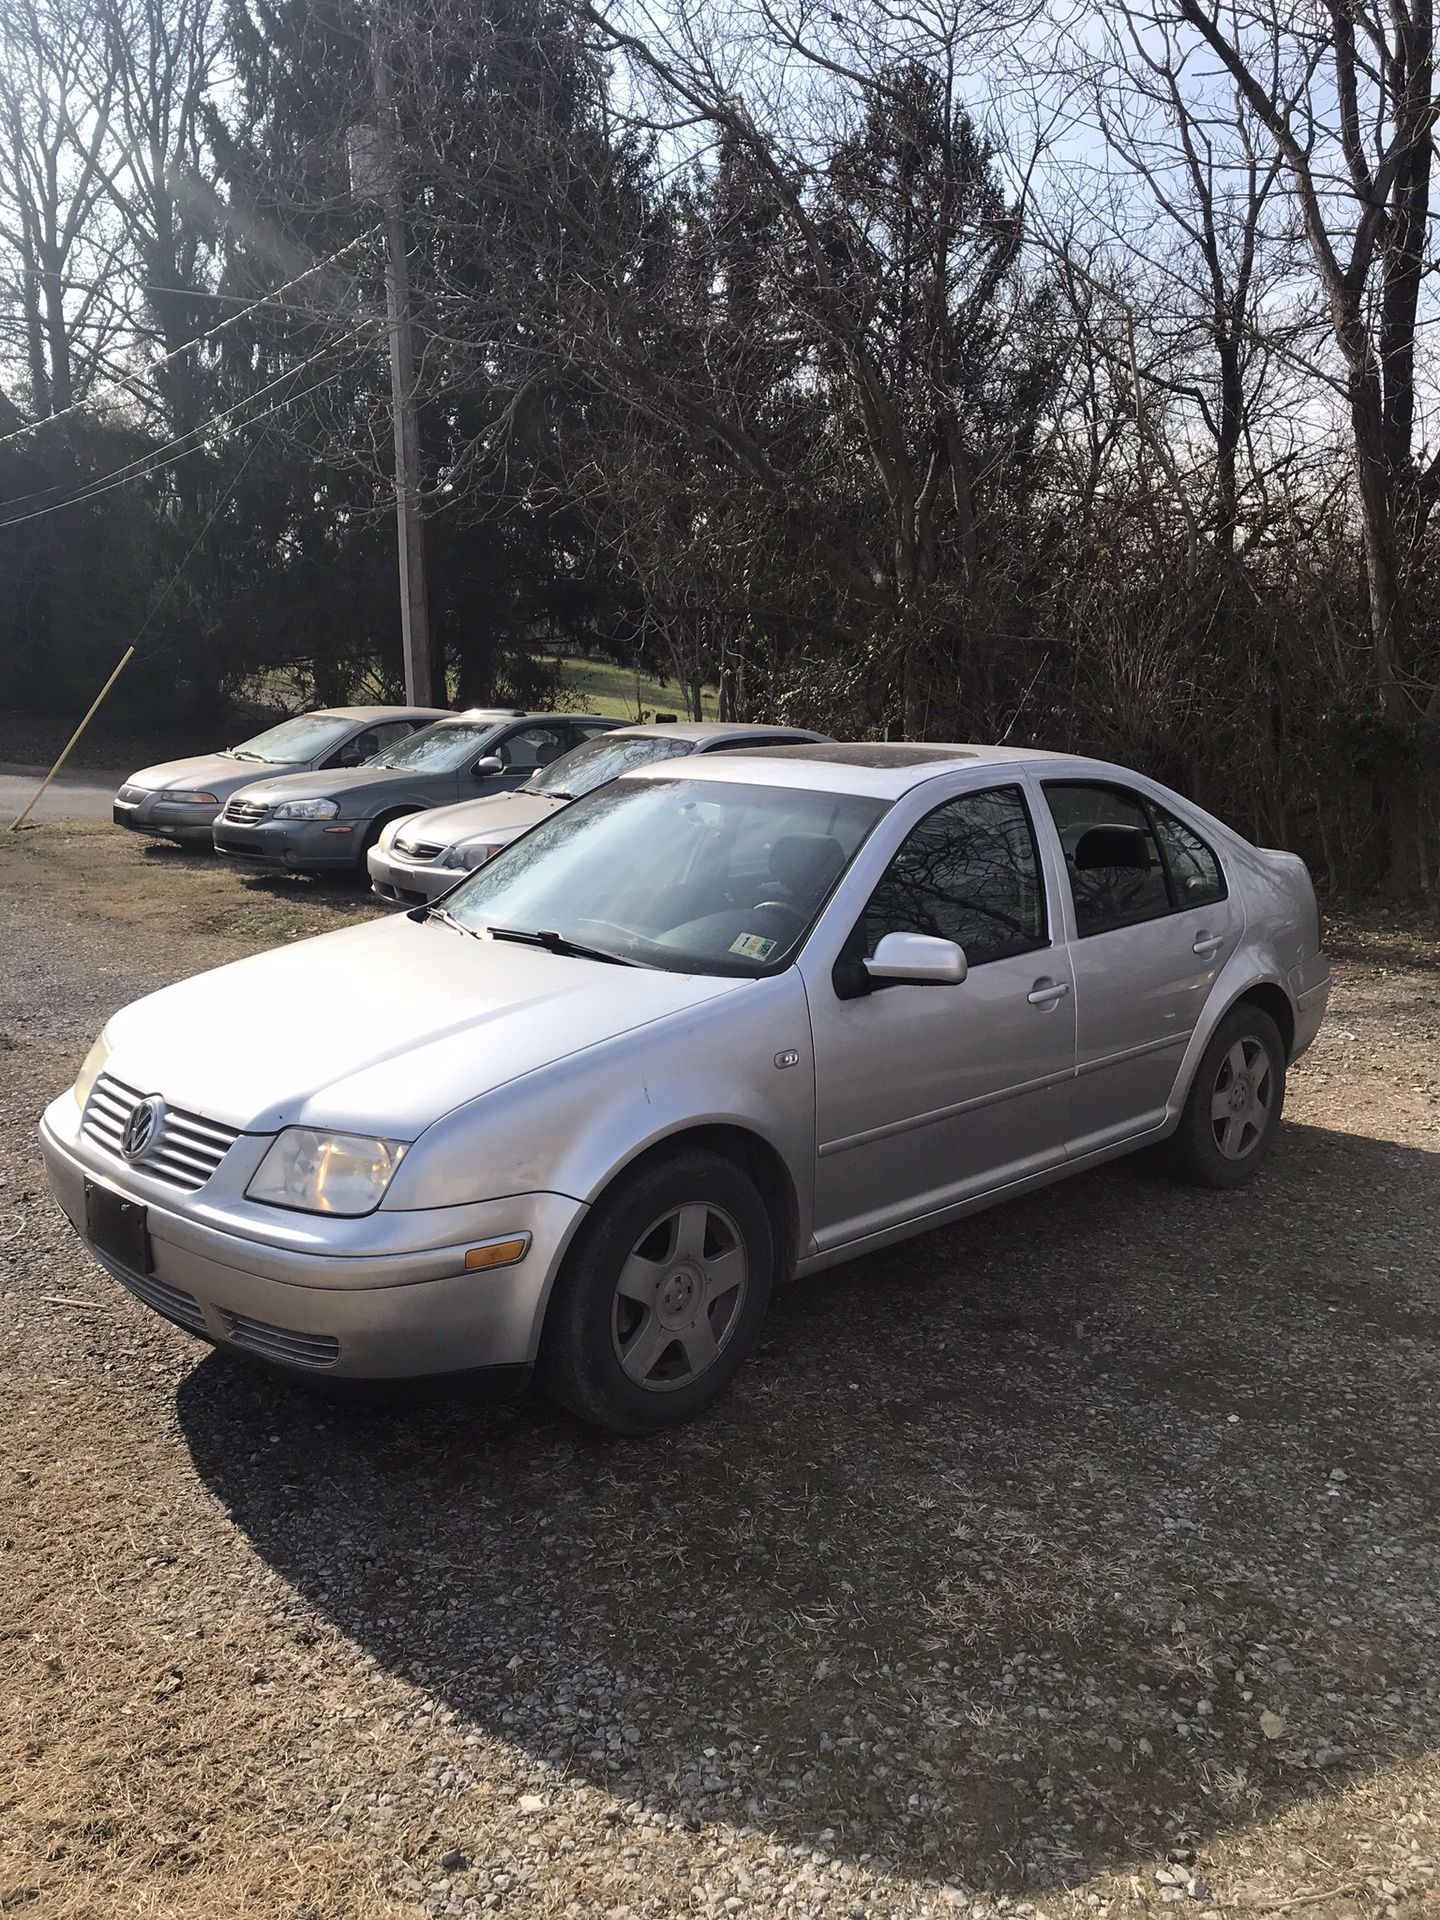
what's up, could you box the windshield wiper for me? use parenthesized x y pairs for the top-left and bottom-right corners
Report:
(485, 925), (638, 967)
(418, 903), (475, 935)
(229, 749), (264, 761)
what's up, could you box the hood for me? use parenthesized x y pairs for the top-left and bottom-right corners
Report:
(126, 752), (274, 796)
(227, 764), (401, 807)
(101, 913), (744, 1137)
(401, 789), (565, 849)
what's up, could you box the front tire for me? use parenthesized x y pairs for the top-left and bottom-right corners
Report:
(537, 1149), (774, 1433)
(1169, 1002), (1286, 1189)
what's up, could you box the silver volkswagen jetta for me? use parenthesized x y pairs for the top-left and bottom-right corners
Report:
(41, 743), (1330, 1432)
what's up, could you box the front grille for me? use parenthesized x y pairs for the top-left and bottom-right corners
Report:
(218, 1311), (339, 1369)
(107, 1262), (208, 1335)
(394, 837), (444, 862)
(116, 784), (146, 804)
(82, 1074), (241, 1192)
(223, 796), (269, 824)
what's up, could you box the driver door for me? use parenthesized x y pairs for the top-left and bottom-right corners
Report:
(803, 783), (1076, 1255)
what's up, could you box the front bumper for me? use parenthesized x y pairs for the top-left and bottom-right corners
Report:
(213, 816), (363, 871)
(367, 842), (459, 906)
(40, 1099), (586, 1379)
(113, 788), (219, 842)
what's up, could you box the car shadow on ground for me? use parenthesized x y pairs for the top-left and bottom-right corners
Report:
(176, 1121), (1440, 1896)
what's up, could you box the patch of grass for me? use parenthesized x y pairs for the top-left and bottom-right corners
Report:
(553, 655), (717, 721)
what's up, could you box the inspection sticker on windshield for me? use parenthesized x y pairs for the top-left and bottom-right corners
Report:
(729, 932), (777, 960)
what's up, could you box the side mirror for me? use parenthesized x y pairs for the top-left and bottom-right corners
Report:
(863, 932), (967, 986)
(471, 754), (505, 777)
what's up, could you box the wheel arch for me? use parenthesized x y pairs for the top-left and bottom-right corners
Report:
(1224, 979), (1296, 1059)
(589, 1123), (802, 1285)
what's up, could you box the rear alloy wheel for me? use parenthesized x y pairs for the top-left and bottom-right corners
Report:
(1170, 1003), (1286, 1189)
(538, 1150), (774, 1433)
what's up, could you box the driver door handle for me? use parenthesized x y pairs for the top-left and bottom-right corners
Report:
(1027, 978), (1070, 1007)
(1193, 932), (1224, 958)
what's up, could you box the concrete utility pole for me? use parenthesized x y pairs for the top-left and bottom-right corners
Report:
(348, 26), (438, 706)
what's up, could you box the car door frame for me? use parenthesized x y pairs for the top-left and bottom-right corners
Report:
(795, 766), (1079, 1263)
(1026, 771), (1244, 1156)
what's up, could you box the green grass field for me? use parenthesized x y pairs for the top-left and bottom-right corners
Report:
(555, 655), (717, 721)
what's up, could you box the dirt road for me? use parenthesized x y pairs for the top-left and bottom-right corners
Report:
(2, 824), (1438, 1920)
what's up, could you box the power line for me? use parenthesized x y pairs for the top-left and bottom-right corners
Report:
(0, 227), (380, 457)
(0, 333), (367, 531)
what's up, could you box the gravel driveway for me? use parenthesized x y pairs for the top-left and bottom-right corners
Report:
(3, 826), (1438, 1920)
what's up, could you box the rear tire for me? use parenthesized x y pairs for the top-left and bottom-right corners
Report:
(537, 1149), (774, 1434)
(1169, 1002), (1286, 1189)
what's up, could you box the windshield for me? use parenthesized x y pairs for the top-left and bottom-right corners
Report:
(228, 714), (355, 765)
(444, 777), (886, 975)
(368, 720), (501, 773)
(529, 732), (692, 798)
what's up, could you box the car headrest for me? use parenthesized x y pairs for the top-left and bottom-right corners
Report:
(769, 832), (846, 898)
(1074, 825), (1153, 870)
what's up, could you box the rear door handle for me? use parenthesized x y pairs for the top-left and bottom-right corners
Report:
(1192, 933), (1224, 958)
(1027, 979), (1070, 1006)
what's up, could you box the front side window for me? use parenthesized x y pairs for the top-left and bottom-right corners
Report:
(496, 725), (568, 773)
(445, 777), (884, 975)
(861, 785), (1047, 966)
(1045, 782), (1171, 936)
(367, 721), (503, 773)
(228, 713), (355, 766)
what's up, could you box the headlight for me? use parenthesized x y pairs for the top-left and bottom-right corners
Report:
(274, 798), (339, 821)
(73, 1028), (112, 1108)
(247, 1128), (409, 1215)
(441, 841), (497, 871)
(163, 788), (218, 805)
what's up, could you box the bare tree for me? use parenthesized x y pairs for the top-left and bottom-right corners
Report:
(0, 0), (122, 413)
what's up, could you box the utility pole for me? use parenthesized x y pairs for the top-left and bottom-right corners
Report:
(348, 22), (438, 706)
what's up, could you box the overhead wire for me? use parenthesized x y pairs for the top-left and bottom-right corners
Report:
(0, 225), (381, 457)
(0, 328), (371, 530)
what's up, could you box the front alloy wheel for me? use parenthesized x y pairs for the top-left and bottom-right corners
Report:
(612, 1201), (749, 1390)
(538, 1150), (774, 1433)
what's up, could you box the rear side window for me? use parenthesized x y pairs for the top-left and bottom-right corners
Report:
(1045, 782), (1227, 936)
(862, 785), (1047, 967)
(1045, 783), (1170, 936)
(1150, 803), (1226, 908)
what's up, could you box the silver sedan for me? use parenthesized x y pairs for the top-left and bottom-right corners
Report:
(42, 743), (1329, 1433)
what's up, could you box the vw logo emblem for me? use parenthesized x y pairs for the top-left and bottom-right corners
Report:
(121, 1094), (165, 1163)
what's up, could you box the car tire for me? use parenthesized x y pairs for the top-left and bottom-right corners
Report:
(1169, 1002), (1286, 1189)
(537, 1149), (775, 1434)
(356, 815), (395, 873)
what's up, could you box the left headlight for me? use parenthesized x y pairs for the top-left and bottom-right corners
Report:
(73, 1028), (112, 1108)
(441, 840), (498, 871)
(274, 798), (340, 821)
(162, 788), (219, 805)
(247, 1128), (410, 1215)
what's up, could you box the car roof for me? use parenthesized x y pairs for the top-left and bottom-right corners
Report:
(625, 739), (1094, 798)
(605, 721), (830, 745)
(432, 710), (619, 728)
(316, 705), (453, 723)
